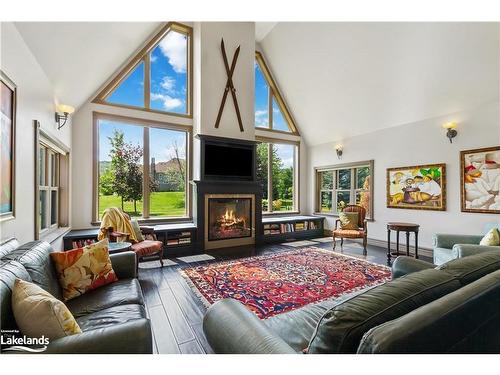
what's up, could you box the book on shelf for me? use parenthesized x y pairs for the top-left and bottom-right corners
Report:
(179, 238), (191, 244)
(71, 239), (96, 248)
(167, 239), (180, 246)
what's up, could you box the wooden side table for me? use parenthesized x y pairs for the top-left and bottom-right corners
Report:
(386, 222), (419, 265)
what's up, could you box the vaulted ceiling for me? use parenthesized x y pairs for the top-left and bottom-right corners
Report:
(13, 22), (500, 146)
(14, 22), (161, 109)
(260, 22), (500, 145)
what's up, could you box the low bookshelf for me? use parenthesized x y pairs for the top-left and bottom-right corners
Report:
(62, 223), (197, 256)
(262, 215), (325, 243)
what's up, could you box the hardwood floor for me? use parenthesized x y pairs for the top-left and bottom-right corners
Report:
(138, 237), (432, 354)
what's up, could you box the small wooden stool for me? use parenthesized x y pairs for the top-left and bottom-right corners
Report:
(387, 222), (419, 265)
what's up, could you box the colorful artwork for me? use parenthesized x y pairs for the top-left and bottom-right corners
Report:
(1, 71), (16, 219)
(387, 163), (446, 211)
(461, 146), (500, 213)
(181, 247), (390, 319)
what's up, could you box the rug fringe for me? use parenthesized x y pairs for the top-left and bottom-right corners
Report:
(178, 269), (213, 310)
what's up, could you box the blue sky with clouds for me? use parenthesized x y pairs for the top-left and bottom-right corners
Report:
(107, 30), (187, 114)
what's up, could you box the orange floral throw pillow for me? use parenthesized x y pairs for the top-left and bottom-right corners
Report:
(50, 239), (118, 301)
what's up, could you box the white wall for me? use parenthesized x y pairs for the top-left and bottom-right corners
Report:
(307, 101), (500, 249)
(195, 22), (255, 141)
(0, 22), (71, 245)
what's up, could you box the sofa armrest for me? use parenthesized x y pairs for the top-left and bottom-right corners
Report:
(110, 251), (137, 279)
(452, 244), (500, 259)
(44, 319), (152, 354)
(433, 234), (483, 249)
(391, 256), (435, 279)
(203, 298), (296, 354)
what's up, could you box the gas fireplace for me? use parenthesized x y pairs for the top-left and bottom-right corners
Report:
(204, 194), (255, 249)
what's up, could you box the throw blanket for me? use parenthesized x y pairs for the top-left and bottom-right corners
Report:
(98, 207), (138, 242)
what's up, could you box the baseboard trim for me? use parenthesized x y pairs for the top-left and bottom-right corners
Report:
(323, 230), (433, 258)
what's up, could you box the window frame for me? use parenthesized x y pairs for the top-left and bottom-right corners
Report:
(34, 122), (70, 240)
(256, 136), (300, 215)
(315, 160), (374, 219)
(92, 22), (193, 119)
(92, 111), (193, 224)
(254, 51), (299, 136)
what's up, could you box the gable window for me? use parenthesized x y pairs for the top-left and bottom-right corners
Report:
(94, 22), (192, 118)
(257, 139), (299, 213)
(315, 161), (373, 219)
(94, 113), (191, 222)
(254, 51), (298, 134)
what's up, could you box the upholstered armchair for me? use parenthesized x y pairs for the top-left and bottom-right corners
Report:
(333, 205), (368, 255)
(100, 207), (164, 270)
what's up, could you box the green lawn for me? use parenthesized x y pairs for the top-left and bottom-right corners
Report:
(99, 191), (186, 218)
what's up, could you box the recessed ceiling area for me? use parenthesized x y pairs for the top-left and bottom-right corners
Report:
(14, 22), (161, 109)
(259, 22), (500, 145)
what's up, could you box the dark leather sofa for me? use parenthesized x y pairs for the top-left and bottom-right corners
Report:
(0, 238), (152, 354)
(203, 250), (500, 354)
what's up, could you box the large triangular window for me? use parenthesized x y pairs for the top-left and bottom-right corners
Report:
(94, 22), (192, 117)
(254, 51), (298, 134)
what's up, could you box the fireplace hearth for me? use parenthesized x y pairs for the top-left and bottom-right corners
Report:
(204, 194), (255, 249)
(193, 135), (263, 251)
(208, 197), (252, 241)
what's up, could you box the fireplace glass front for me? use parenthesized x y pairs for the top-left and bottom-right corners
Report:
(207, 198), (253, 241)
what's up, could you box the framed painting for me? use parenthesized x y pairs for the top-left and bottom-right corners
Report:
(387, 163), (446, 211)
(461, 146), (500, 214)
(1, 70), (16, 221)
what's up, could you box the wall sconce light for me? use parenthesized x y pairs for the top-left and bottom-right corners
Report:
(55, 104), (75, 130)
(442, 122), (458, 143)
(335, 144), (343, 159)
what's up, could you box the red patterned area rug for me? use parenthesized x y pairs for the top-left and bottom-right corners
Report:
(180, 247), (391, 319)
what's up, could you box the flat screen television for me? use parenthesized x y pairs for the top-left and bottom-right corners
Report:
(204, 143), (254, 180)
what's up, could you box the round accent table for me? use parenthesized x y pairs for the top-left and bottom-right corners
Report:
(386, 222), (419, 265)
(108, 241), (132, 255)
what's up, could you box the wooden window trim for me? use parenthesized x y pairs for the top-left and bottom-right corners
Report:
(35, 124), (69, 240)
(92, 22), (193, 119)
(256, 137), (300, 215)
(314, 160), (374, 219)
(255, 51), (299, 136)
(92, 111), (193, 224)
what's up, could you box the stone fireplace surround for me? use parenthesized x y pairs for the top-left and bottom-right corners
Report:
(192, 135), (263, 251)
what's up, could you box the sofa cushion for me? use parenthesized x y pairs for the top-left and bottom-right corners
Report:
(12, 278), (81, 340)
(3, 241), (62, 300)
(264, 285), (377, 352)
(66, 278), (144, 318)
(0, 260), (31, 331)
(50, 239), (118, 301)
(307, 269), (461, 353)
(76, 304), (147, 332)
(436, 250), (500, 286)
(0, 238), (19, 259)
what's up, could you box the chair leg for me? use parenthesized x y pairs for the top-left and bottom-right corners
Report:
(158, 250), (164, 267)
(333, 234), (336, 250)
(363, 236), (367, 256)
(340, 237), (344, 249)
